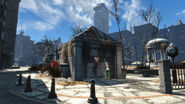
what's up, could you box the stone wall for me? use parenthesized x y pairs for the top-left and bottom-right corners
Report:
(116, 44), (124, 78)
(67, 38), (123, 81)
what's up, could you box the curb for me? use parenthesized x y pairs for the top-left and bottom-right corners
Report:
(9, 90), (55, 104)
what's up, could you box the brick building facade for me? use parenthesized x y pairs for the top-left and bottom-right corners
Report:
(0, 0), (21, 69)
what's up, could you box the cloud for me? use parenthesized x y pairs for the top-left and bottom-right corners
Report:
(17, 24), (26, 32)
(66, 6), (93, 25)
(176, 9), (185, 21)
(33, 21), (54, 31)
(19, 0), (64, 32)
(176, 10), (185, 16)
(19, 0), (38, 11)
(58, 0), (112, 26)
(121, 0), (144, 29)
(53, 0), (63, 6)
(19, 0), (112, 33)
(18, 20), (54, 33)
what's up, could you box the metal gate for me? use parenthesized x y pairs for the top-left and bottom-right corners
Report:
(170, 65), (185, 89)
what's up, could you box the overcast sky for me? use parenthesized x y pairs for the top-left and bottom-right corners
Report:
(17, 0), (185, 43)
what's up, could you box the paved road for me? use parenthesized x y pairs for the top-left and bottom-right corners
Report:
(0, 71), (41, 104)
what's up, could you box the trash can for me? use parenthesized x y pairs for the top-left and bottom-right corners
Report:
(105, 70), (110, 79)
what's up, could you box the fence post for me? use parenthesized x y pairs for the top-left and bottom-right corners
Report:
(17, 73), (22, 86)
(24, 75), (32, 92)
(158, 60), (172, 94)
(87, 79), (98, 104)
(48, 77), (57, 99)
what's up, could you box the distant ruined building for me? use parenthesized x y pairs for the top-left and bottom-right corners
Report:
(93, 3), (185, 63)
(0, 0), (21, 69)
(15, 30), (62, 66)
(168, 21), (185, 61)
(109, 30), (134, 63)
(14, 30), (40, 66)
(109, 22), (185, 63)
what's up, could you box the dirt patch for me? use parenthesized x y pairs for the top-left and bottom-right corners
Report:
(56, 81), (89, 86)
(127, 65), (158, 70)
(37, 74), (50, 78)
(152, 80), (159, 83)
(37, 73), (89, 86)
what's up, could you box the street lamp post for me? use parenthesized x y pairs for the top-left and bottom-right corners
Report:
(166, 44), (178, 84)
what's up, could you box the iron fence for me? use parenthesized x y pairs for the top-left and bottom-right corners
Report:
(170, 65), (185, 89)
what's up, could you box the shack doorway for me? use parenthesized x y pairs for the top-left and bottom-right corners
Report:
(85, 47), (115, 79)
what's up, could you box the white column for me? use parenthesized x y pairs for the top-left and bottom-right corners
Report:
(151, 50), (154, 62)
(160, 50), (163, 60)
(154, 49), (157, 63)
(163, 52), (166, 60)
(146, 49), (150, 63)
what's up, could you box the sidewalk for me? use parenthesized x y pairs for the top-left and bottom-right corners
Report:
(0, 66), (30, 73)
(9, 68), (185, 104)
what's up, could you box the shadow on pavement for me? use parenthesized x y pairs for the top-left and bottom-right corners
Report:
(94, 78), (138, 86)
(12, 70), (60, 104)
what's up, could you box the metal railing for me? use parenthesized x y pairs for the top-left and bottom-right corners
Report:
(170, 65), (185, 89)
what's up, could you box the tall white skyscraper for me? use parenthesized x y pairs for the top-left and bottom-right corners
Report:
(94, 3), (109, 34)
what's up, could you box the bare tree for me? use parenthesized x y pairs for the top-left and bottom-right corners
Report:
(41, 35), (55, 53)
(35, 35), (58, 62)
(131, 24), (139, 64)
(139, 5), (162, 38)
(138, 5), (162, 65)
(152, 10), (162, 64)
(110, 0), (126, 74)
(139, 5), (154, 23)
(128, 25), (136, 62)
(71, 25), (85, 38)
